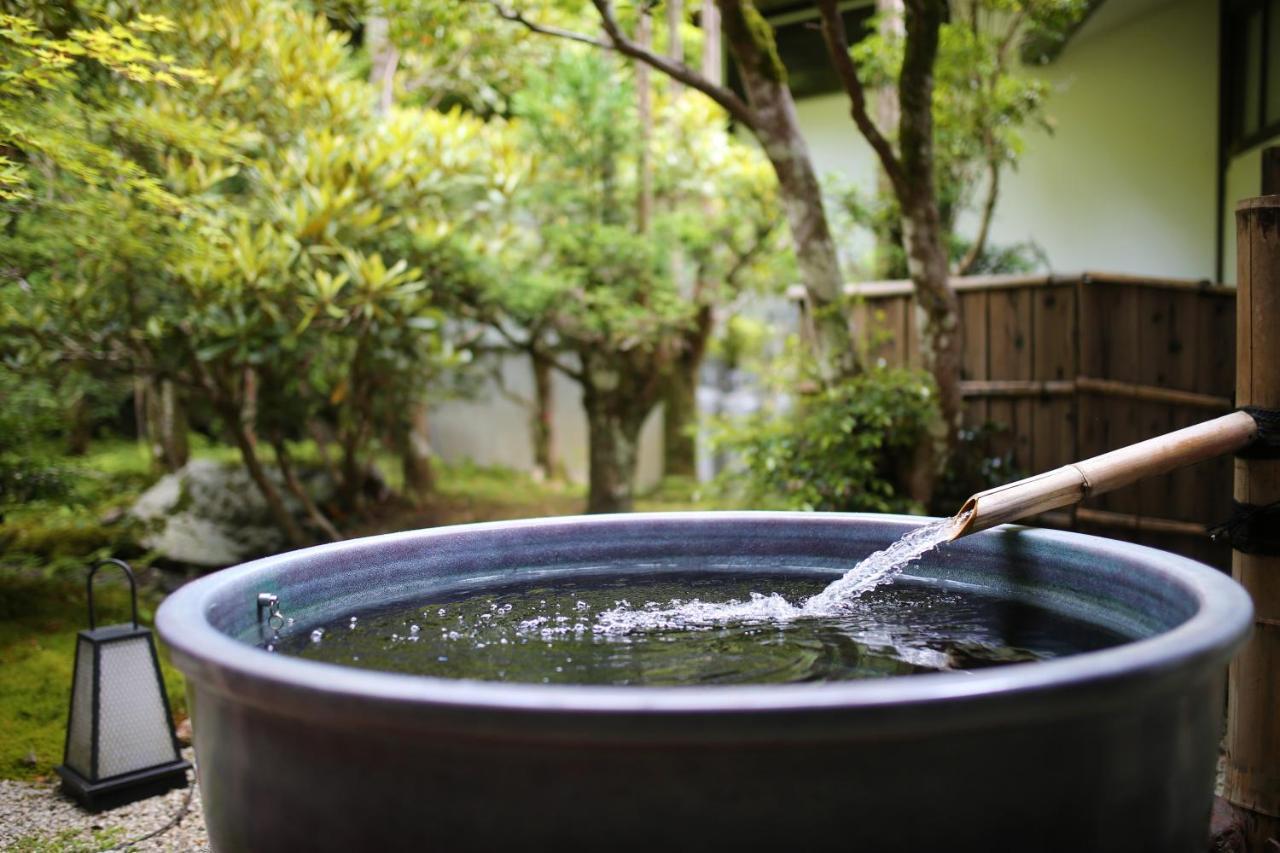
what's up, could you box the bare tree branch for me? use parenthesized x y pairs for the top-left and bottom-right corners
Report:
(490, 3), (615, 50)
(956, 155), (999, 275)
(724, 220), (777, 288)
(491, 319), (585, 382)
(816, 0), (905, 192)
(995, 6), (1028, 63)
(588, 0), (758, 129)
(490, 1), (754, 127)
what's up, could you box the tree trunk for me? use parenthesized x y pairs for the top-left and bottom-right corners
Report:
(530, 355), (560, 480)
(227, 410), (308, 548)
(717, 0), (856, 380)
(662, 361), (699, 478)
(667, 0), (684, 91)
(366, 14), (398, 115)
(663, 306), (712, 477)
(400, 399), (435, 504)
(897, 0), (963, 499)
(872, 0), (906, 280)
(308, 419), (343, 487)
(635, 12), (654, 234)
(142, 378), (189, 472)
(272, 437), (341, 542)
(341, 429), (366, 513)
(903, 208), (963, 443)
(66, 392), (91, 456)
(701, 0), (721, 84)
(133, 376), (148, 451)
(583, 386), (646, 514)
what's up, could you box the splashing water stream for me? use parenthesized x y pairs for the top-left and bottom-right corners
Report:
(592, 512), (971, 635)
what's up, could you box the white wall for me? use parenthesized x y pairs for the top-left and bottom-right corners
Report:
(794, 0), (1221, 280)
(1222, 136), (1280, 283)
(428, 353), (664, 490)
(793, 93), (880, 273)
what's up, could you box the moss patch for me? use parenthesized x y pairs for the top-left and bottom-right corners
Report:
(741, 1), (788, 84)
(8, 827), (128, 853)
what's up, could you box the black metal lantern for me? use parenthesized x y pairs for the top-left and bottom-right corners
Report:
(56, 559), (191, 811)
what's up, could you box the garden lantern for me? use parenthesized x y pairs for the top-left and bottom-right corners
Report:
(56, 559), (190, 811)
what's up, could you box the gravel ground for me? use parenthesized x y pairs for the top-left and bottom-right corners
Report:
(0, 750), (207, 852)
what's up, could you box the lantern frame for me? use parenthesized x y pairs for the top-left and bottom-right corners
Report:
(55, 559), (191, 812)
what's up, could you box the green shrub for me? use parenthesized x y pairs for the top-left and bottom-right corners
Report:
(708, 368), (938, 513)
(0, 457), (73, 504)
(931, 422), (1023, 515)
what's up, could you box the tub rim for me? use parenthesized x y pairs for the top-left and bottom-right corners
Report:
(156, 511), (1252, 717)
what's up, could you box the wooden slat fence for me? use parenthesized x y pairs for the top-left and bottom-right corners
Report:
(840, 272), (1237, 567)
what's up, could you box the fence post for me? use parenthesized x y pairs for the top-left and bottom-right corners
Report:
(1224, 148), (1280, 850)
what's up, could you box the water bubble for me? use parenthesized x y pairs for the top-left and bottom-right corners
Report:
(409, 624), (420, 636)
(310, 629), (324, 644)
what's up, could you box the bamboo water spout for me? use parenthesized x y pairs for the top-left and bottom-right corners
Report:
(951, 410), (1260, 539)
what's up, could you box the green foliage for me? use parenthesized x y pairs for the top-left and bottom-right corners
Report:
(0, 8), (209, 203)
(377, 0), (565, 116)
(0, 458), (73, 504)
(931, 421), (1023, 514)
(708, 315), (772, 372)
(709, 368), (939, 513)
(487, 48), (789, 507)
(0, 372), (132, 506)
(1, 0), (523, 524)
(0, 375), (69, 454)
(497, 50), (784, 350)
(837, 0), (1088, 277)
(0, 438), (154, 576)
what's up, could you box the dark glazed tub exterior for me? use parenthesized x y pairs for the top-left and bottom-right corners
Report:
(157, 513), (1252, 853)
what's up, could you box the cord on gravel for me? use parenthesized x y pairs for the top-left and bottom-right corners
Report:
(0, 749), (208, 852)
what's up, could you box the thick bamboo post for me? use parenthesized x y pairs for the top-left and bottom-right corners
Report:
(1224, 183), (1280, 849)
(951, 410), (1257, 537)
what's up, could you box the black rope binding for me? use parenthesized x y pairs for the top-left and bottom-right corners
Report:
(1237, 406), (1280, 459)
(1210, 500), (1280, 556)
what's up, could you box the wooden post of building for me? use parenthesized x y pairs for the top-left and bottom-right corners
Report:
(1224, 150), (1280, 850)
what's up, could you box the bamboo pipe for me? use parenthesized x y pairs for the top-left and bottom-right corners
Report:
(950, 410), (1259, 539)
(1224, 183), (1280, 848)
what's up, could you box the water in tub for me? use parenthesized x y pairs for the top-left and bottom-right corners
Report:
(274, 512), (1129, 685)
